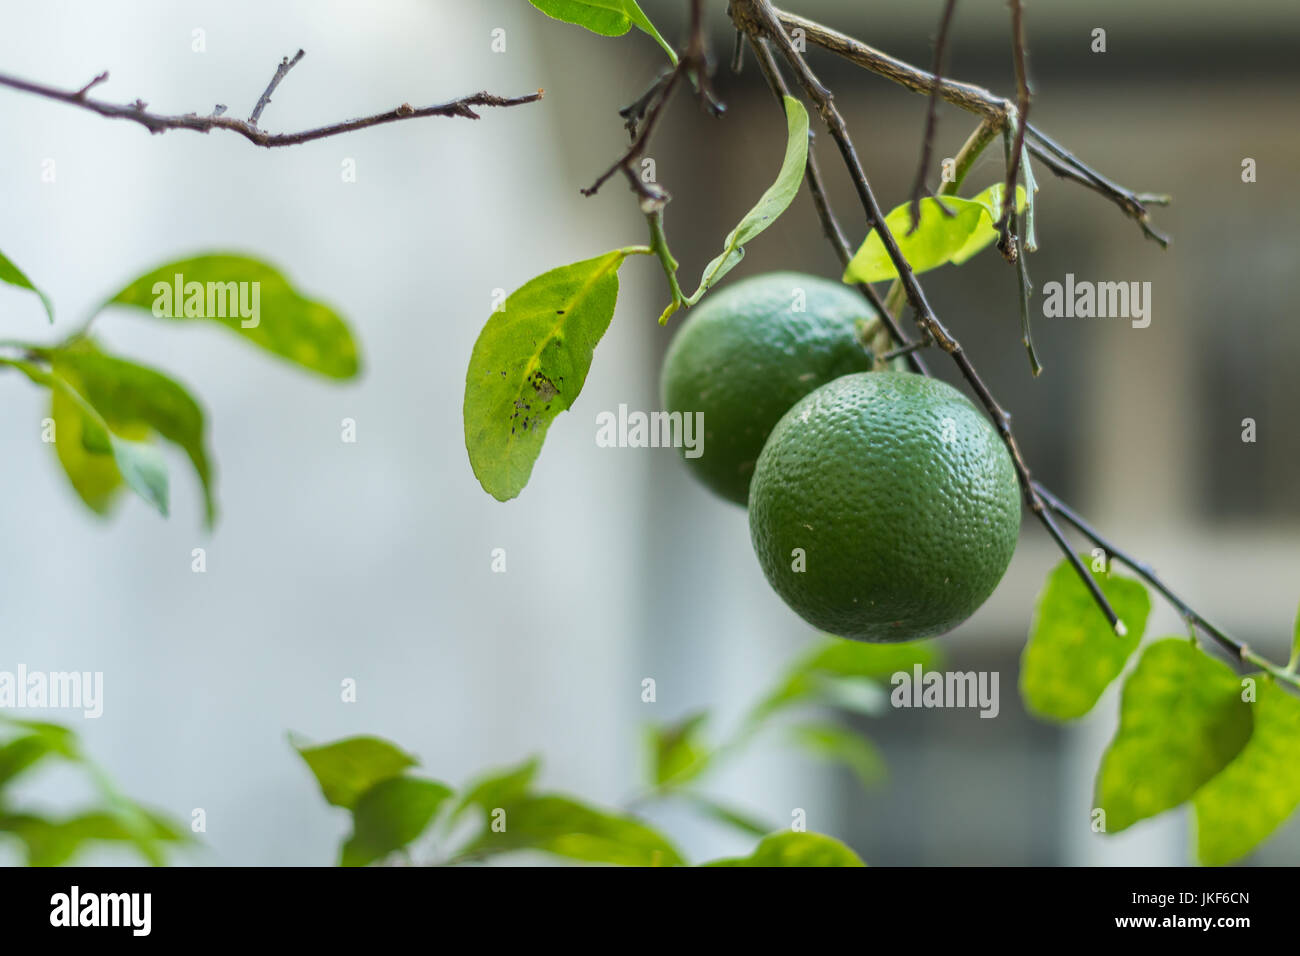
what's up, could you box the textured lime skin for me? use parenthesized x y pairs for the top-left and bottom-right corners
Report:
(660, 272), (876, 505)
(748, 371), (1022, 642)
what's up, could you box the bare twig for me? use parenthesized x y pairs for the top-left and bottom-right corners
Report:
(249, 48), (305, 126)
(1001, 121), (1042, 376)
(582, 68), (681, 201)
(74, 71), (108, 98)
(907, 0), (959, 234)
(0, 65), (543, 147)
(1025, 125), (1171, 247)
(996, 0), (1030, 246)
(732, 0), (1122, 632)
(583, 0), (720, 202)
(765, 4), (1168, 244)
(1034, 484), (1300, 689)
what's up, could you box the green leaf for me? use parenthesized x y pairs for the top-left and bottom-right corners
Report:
(340, 777), (453, 867)
(703, 831), (865, 867)
(687, 97), (809, 305)
(684, 795), (773, 838)
(450, 757), (541, 824)
(0, 728), (78, 790)
(527, 0), (678, 64)
(1020, 558), (1151, 721)
(648, 712), (711, 788)
(842, 184), (1027, 284)
(458, 794), (683, 866)
(464, 250), (631, 500)
(750, 637), (940, 725)
(1095, 639), (1253, 834)
(1290, 600), (1300, 671)
(293, 735), (418, 810)
(1194, 678), (1300, 865)
(0, 248), (54, 322)
(102, 254), (359, 379)
(453, 758), (682, 866)
(0, 357), (169, 517)
(42, 340), (216, 525)
(789, 721), (885, 790)
(0, 808), (184, 867)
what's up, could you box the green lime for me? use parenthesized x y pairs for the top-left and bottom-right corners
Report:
(660, 272), (877, 505)
(748, 371), (1021, 642)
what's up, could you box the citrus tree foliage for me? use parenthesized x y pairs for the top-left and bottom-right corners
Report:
(0, 251), (358, 525)
(294, 637), (934, 866)
(1024, 558), (1300, 865)
(462, 6), (1024, 502)
(0, 717), (188, 866)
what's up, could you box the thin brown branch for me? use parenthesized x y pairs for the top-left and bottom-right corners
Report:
(907, 0), (959, 234)
(732, 0), (1122, 632)
(249, 48), (305, 126)
(0, 67), (543, 148)
(74, 71), (109, 98)
(766, 4), (1168, 244)
(583, 0), (719, 203)
(1034, 483), (1300, 689)
(996, 0), (1030, 245)
(1025, 126), (1171, 247)
(582, 68), (681, 201)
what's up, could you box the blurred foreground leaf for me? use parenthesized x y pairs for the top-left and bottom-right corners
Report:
(0, 356), (169, 517)
(103, 254), (359, 379)
(455, 758), (682, 866)
(41, 340), (214, 524)
(648, 711), (710, 788)
(341, 777), (453, 867)
(294, 735), (418, 810)
(789, 721), (885, 789)
(0, 247), (54, 322)
(704, 831), (865, 867)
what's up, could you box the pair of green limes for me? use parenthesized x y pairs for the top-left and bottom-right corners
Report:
(660, 272), (1021, 643)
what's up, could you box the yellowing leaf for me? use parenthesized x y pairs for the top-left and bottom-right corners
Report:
(842, 184), (1027, 284)
(464, 250), (631, 500)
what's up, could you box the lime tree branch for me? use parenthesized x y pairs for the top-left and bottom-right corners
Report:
(248, 48), (306, 126)
(1033, 484), (1300, 691)
(0, 51), (542, 148)
(732, 0), (1300, 680)
(996, 0), (1030, 245)
(765, 4), (1170, 246)
(731, 0), (1122, 632)
(580, 0), (721, 318)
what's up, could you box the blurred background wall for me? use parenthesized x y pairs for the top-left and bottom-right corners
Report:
(0, 0), (1296, 865)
